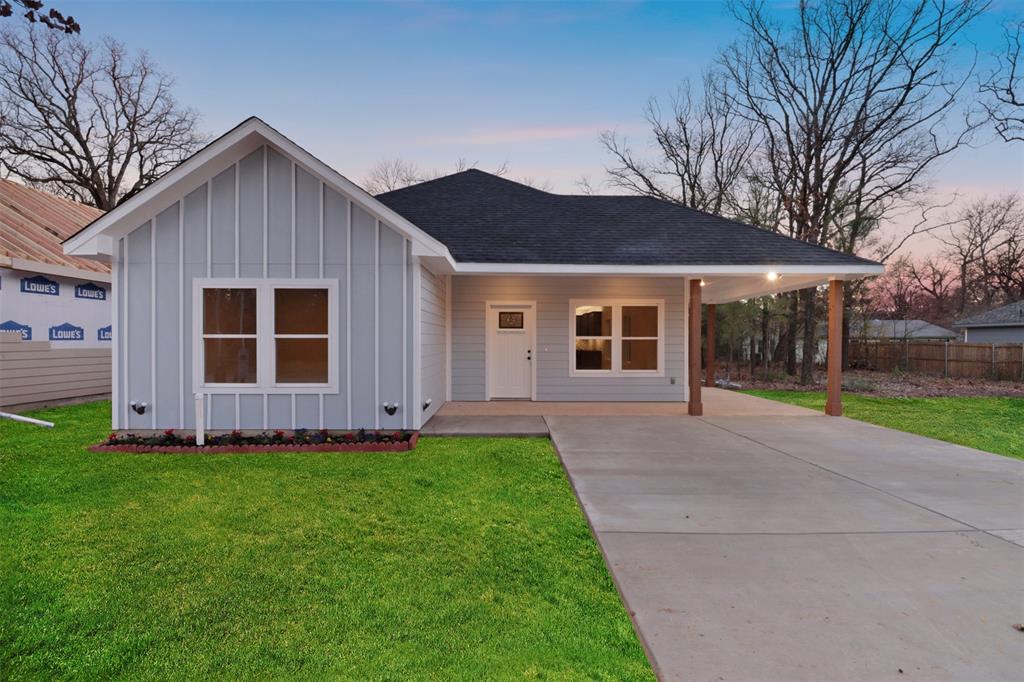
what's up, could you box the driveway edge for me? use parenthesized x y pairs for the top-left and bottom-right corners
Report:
(544, 416), (664, 681)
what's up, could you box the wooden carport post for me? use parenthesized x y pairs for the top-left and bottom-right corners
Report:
(688, 279), (703, 416)
(825, 278), (843, 416)
(705, 303), (716, 388)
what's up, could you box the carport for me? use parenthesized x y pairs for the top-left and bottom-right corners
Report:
(546, 391), (1024, 680)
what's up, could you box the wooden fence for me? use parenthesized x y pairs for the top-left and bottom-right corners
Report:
(848, 339), (1024, 381)
(0, 332), (112, 410)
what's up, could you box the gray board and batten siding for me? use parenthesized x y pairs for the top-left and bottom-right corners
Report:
(449, 275), (688, 402)
(115, 145), (420, 432)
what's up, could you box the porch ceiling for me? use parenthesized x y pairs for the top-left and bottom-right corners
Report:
(701, 272), (859, 304)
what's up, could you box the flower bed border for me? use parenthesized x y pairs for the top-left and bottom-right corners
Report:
(90, 432), (419, 454)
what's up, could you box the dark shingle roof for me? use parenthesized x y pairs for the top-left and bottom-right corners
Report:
(376, 169), (880, 267)
(954, 301), (1024, 328)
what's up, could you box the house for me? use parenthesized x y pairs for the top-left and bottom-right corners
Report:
(954, 302), (1024, 343)
(851, 319), (957, 341)
(62, 118), (882, 432)
(1, 178), (109, 346)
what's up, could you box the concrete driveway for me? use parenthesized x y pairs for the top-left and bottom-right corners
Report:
(547, 405), (1024, 681)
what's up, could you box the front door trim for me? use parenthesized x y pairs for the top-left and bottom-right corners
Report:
(484, 300), (537, 401)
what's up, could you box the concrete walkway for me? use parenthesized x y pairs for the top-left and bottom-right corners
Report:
(548, 406), (1024, 680)
(422, 388), (817, 435)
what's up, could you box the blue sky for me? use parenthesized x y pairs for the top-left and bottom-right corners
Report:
(67, 1), (1022, 231)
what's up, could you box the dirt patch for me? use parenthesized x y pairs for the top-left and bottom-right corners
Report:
(729, 369), (1024, 398)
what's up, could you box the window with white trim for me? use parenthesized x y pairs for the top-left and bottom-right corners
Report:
(571, 299), (663, 375)
(195, 279), (337, 393)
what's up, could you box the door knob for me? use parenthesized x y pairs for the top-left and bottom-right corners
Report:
(527, 350), (532, 360)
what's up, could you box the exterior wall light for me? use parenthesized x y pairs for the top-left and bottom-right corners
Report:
(766, 271), (780, 282)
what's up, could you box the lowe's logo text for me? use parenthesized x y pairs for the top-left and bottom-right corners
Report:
(20, 275), (59, 296)
(75, 282), (106, 300)
(98, 325), (113, 341)
(49, 323), (85, 341)
(0, 320), (32, 340)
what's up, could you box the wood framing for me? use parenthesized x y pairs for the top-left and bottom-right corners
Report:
(825, 279), (844, 417)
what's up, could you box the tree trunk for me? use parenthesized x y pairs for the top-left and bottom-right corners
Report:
(841, 315), (850, 369)
(799, 288), (816, 385)
(785, 292), (798, 375)
(761, 300), (770, 380)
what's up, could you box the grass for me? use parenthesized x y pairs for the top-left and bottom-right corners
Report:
(0, 401), (652, 680)
(744, 391), (1024, 460)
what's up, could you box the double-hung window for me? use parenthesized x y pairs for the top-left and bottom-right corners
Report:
(195, 279), (337, 393)
(571, 299), (664, 376)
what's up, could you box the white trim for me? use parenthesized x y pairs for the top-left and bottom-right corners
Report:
(484, 300), (537, 401)
(111, 246), (120, 429)
(150, 219), (156, 429)
(374, 219), (380, 430)
(0, 256), (111, 283)
(290, 162), (296, 279)
(445, 273), (452, 402)
(319, 180), (325, 429)
(569, 298), (665, 377)
(262, 145), (269, 429)
(411, 256), (423, 429)
(178, 200), (185, 426)
(454, 262), (884, 276)
(192, 278), (339, 394)
(205, 182), (212, 278)
(64, 117), (453, 264)
(346, 199), (352, 429)
(402, 241), (408, 428)
(122, 235), (130, 426)
(234, 162), (240, 278)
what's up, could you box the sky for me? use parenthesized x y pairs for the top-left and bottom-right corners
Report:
(58, 0), (1024, 253)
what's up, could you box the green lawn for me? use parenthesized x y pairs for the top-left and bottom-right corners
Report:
(0, 401), (652, 680)
(744, 391), (1024, 460)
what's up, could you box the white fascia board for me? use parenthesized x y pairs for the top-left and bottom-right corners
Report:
(63, 117), (456, 266)
(452, 262), (884, 277)
(63, 121), (265, 255)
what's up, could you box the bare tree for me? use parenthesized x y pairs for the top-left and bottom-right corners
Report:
(909, 257), (959, 325)
(0, 28), (206, 210)
(981, 21), (1024, 143)
(719, 0), (986, 382)
(363, 157), (511, 194)
(362, 158), (424, 194)
(600, 70), (756, 214)
(868, 256), (922, 319)
(1, 1), (78, 33)
(940, 194), (1024, 312)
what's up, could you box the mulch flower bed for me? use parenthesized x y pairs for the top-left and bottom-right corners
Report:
(91, 428), (419, 453)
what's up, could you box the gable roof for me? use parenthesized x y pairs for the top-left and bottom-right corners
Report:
(954, 301), (1024, 328)
(377, 169), (881, 269)
(62, 117), (453, 263)
(0, 178), (108, 277)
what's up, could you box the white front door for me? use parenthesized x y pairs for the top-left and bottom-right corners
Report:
(486, 302), (535, 399)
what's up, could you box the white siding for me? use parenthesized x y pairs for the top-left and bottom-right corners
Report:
(451, 275), (687, 401)
(420, 265), (447, 421)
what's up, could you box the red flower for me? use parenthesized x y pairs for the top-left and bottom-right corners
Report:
(163, 429), (175, 436)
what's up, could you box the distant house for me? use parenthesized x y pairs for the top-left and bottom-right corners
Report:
(851, 319), (957, 341)
(0, 178), (109, 347)
(954, 302), (1024, 344)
